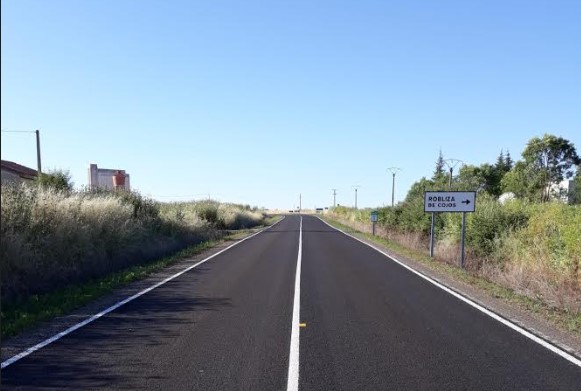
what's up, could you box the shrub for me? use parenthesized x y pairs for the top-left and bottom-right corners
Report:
(512, 203), (581, 276)
(396, 198), (432, 233)
(465, 196), (530, 256)
(195, 201), (220, 225)
(115, 190), (160, 220)
(36, 169), (73, 192)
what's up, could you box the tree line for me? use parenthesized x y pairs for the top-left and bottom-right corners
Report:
(407, 133), (580, 204)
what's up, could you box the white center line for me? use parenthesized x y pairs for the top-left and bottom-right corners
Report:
(286, 215), (302, 391)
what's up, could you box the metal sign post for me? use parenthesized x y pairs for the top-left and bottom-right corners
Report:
(461, 212), (467, 268)
(370, 211), (378, 236)
(429, 212), (435, 257)
(424, 191), (476, 267)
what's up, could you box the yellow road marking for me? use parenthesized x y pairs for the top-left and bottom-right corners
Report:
(299, 323), (307, 327)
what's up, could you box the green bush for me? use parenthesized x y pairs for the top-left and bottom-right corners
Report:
(512, 203), (581, 275)
(116, 190), (160, 220)
(36, 169), (73, 192)
(195, 201), (220, 225)
(465, 196), (530, 256)
(397, 199), (432, 233)
(377, 206), (399, 227)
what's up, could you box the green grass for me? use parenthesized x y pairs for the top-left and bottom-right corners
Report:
(321, 216), (581, 335)
(0, 219), (279, 340)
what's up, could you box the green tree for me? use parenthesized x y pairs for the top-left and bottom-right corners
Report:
(501, 161), (543, 201)
(495, 149), (512, 175)
(522, 134), (580, 201)
(495, 150), (507, 172)
(458, 163), (502, 195)
(504, 150), (514, 170)
(457, 165), (484, 192)
(36, 169), (73, 192)
(433, 150), (445, 180)
(405, 177), (434, 202)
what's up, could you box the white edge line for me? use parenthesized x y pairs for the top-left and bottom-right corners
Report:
(317, 216), (581, 368)
(286, 215), (302, 391)
(1, 216), (286, 370)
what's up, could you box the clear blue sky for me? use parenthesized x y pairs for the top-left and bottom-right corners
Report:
(2, 0), (580, 209)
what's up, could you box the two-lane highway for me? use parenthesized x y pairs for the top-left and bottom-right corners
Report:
(2, 214), (580, 390)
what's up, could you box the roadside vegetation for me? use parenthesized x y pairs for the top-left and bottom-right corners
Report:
(328, 134), (581, 325)
(0, 182), (267, 314)
(1, 239), (219, 338)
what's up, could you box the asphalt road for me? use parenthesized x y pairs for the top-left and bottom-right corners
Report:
(2, 214), (580, 390)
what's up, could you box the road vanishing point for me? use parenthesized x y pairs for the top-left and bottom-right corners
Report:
(2, 215), (580, 390)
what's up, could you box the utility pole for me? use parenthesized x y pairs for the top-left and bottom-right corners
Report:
(387, 167), (401, 207)
(352, 185), (360, 209)
(299, 193), (302, 213)
(331, 189), (337, 207)
(443, 159), (463, 189)
(1, 129), (42, 174)
(35, 129), (42, 174)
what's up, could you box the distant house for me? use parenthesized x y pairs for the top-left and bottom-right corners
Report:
(88, 164), (131, 190)
(1, 160), (38, 184)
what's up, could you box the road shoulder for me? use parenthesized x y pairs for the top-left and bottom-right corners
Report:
(1, 227), (267, 363)
(320, 216), (581, 360)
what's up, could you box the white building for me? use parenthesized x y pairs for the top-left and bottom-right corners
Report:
(548, 179), (575, 204)
(88, 164), (130, 190)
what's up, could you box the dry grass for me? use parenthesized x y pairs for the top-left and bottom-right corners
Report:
(328, 203), (581, 316)
(1, 184), (266, 304)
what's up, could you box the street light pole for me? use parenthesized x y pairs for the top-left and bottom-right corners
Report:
(443, 159), (463, 190)
(387, 167), (401, 207)
(448, 167), (453, 188)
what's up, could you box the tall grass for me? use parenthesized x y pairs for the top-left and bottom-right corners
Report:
(159, 200), (264, 230)
(0, 184), (266, 304)
(328, 199), (581, 313)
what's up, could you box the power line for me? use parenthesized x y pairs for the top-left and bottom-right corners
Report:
(1, 129), (36, 133)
